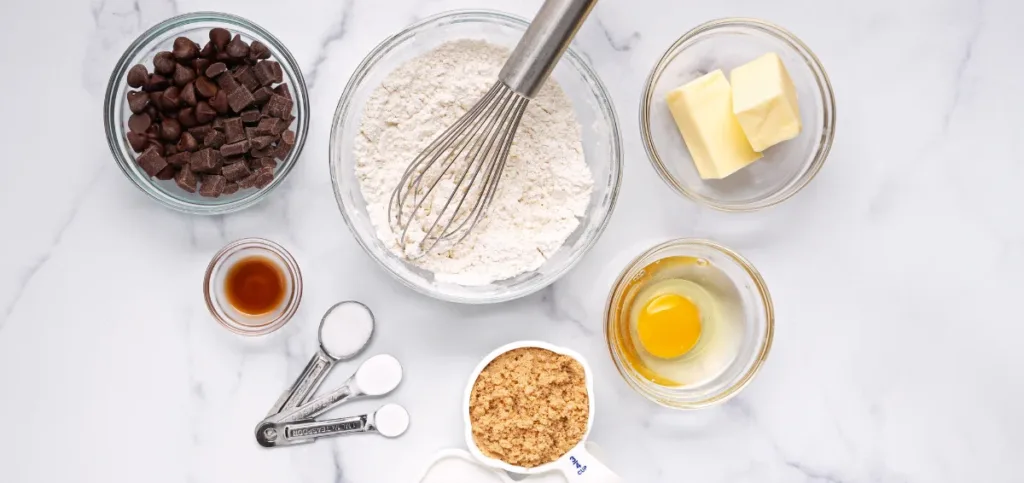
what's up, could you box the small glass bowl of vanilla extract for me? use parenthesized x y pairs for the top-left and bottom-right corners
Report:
(204, 238), (302, 336)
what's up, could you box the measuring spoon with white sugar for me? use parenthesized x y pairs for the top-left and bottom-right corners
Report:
(263, 353), (404, 424)
(256, 404), (410, 447)
(265, 301), (375, 418)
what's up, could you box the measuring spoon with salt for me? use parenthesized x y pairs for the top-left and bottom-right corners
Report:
(256, 403), (410, 447)
(265, 301), (375, 418)
(264, 353), (404, 424)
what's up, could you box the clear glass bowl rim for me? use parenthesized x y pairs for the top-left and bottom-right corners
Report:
(329, 9), (623, 304)
(639, 17), (837, 212)
(604, 238), (775, 409)
(103, 11), (310, 215)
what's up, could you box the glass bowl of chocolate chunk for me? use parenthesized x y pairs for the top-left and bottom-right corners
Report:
(104, 12), (309, 215)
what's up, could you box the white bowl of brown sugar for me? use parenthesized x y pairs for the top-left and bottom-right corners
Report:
(463, 341), (623, 481)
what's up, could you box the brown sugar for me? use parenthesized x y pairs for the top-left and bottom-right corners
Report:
(469, 347), (590, 468)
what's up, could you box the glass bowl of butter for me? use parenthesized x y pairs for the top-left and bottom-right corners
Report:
(640, 18), (836, 211)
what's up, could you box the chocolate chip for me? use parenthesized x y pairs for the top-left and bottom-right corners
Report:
(161, 86), (181, 110)
(253, 61), (283, 86)
(153, 51), (176, 75)
(249, 40), (271, 61)
(176, 131), (199, 152)
(137, 147), (168, 177)
(272, 83), (291, 101)
(194, 58), (211, 77)
(127, 64), (149, 88)
(263, 94), (292, 119)
(222, 161), (251, 181)
(254, 166), (275, 188)
(228, 88), (256, 113)
(205, 62), (228, 78)
(195, 76), (218, 98)
(172, 37), (199, 61)
(192, 101), (215, 125)
(177, 107), (197, 127)
(160, 118), (181, 141)
(199, 41), (215, 59)
(210, 28), (231, 51)
(216, 73), (239, 92)
(209, 90), (230, 114)
(190, 148), (219, 172)
(173, 63), (196, 87)
(220, 140), (250, 157)
(126, 91), (149, 113)
(203, 130), (226, 149)
(233, 65), (260, 92)
(127, 131), (149, 152)
(155, 164), (177, 180)
(164, 143), (179, 156)
(175, 166), (198, 192)
(222, 182), (240, 195)
(145, 123), (160, 140)
(128, 112), (152, 133)
(145, 74), (170, 92)
(180, 82), (197, 106)
(240, 110), (262, 125)
(167, 151), (191, 167)
(226, 34), (249, 58)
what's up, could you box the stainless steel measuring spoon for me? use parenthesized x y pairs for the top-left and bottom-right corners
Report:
(262, 354), (403, 424)
(265, 301), (375, 418)
(256, 404), (409, 447)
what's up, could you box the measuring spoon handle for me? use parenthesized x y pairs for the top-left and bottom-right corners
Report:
(269, 380), (358, 423)
(256, 415), (369, 447)
(273, 350), (335, 416)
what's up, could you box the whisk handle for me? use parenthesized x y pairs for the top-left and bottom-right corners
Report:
(499, 0), (598, 98)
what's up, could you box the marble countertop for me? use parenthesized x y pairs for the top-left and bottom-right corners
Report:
(1, 0), (1021, 481)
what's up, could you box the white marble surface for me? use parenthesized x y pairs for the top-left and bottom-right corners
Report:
(1, 0), (1021, 481)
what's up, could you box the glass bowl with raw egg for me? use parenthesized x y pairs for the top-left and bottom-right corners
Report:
(640, 18), (836, 211)
(605, 239), (773, 408)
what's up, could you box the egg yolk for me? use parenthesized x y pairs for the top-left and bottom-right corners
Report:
(637, 293), (702, 359)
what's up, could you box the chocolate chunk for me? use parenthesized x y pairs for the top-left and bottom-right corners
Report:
(137, 147), (167, 177)
(212, 118), (226, 132)
(180, 82), (197, 106)
(271, 119), (290, 136)
(176, 131), (199, 152)
(195, 76), (218, 98)
(221, 161), (251, 181)
(233, 65), (260, 92)
(155, 164), (177, 180)
(128, 112), (152, 133)
(222, 117), (245, 143)
(251, 87), (273, 106)
(195, 101), (217, 125)
(127, 131), (149, 152)
(254, 166), (275, 188)
(250, 146), (273, 158)
(190, 148), (219, 172)
(203, 131), (225, 149)
(240, 110), (262, 125)
(263, 94), (293, 119)
(237, 172), (258, 189)
(273, 142), (292, 160)
(253, 61), (283, 86)
(173, 63), (196, 87)
(280, 129), (296, 146)
(175, 166), (198, 192)
(209, 28), (231, 50)
(188, 125), (215, 140)
(254, 117), (278, 135)
(272, 83), (291, 101)
(194, 58), (211, 77)
(164, 144), (179, 156)
(245, 127), (258, 141)
(199, 174), (227, 197)
(126, 91), (149, 113)
(209, 90), (230, 114)
(161, 86), (181, 110)
(126, 64), (149, 88)
(222, 182), (240, 195)
(145, 74), (170, 92)
(167, 151), (191, 167)
(216, 73), (239, 92)
(160, 118), (181, 141)
(251, 136), (276, 150)
(226, 34), (249, 58)
(146, 139), (165, 156)
(220, 140), (250, 157)
(206, 62), (228, 78)
(254, 157), (277, 170)
(153, 51), (176, 75)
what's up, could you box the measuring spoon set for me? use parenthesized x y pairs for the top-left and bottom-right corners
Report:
(255, 301), (409, 448)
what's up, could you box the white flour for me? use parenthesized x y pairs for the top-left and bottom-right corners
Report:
(355, 40), (593, 285)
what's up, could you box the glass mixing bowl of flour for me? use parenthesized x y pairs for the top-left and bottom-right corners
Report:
(330, 10), (622, 304)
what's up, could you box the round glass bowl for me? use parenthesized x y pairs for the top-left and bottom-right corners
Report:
(605, 239), (773, 408)
(204, 238), (302, 336)
(104, 12), (309, 215)
(641, 18), (835, 211)
(330, 10), (622, 304)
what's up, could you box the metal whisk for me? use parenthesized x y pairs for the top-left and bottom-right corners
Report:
(389, 0), (598, 257)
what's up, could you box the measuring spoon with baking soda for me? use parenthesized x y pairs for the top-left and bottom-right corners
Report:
(265, 301), (375, 418)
